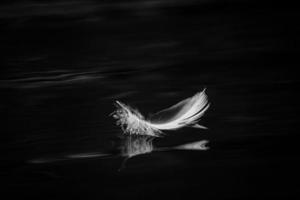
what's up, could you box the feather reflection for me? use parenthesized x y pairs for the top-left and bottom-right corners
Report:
(121, 135), (154, 158)
(118, 134), (209, 170)
(29, 134), (209, 171)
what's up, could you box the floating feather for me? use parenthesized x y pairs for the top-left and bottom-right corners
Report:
(111, 89), (210, 136)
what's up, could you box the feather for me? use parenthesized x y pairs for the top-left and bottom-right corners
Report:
(111, 89), (210, 137)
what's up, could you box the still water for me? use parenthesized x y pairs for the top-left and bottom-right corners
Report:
(1, 1), (299, 199)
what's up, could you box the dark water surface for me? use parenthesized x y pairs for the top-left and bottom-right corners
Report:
(1, 1), (299, 199)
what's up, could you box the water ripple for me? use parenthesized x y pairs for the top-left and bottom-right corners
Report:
(0, 70), (104, 88)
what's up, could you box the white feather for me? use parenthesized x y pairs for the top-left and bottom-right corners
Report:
(111, 89), (210, 136)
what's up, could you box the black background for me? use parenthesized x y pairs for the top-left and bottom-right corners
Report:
(1, 0), (299, 199)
